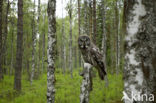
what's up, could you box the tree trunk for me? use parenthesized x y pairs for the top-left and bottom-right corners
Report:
(26, 59), (31, 81)
(36, 0), (41, 76)
(47, 0), (56, 102)
(10, 21), (14, 75)
(62, 0), (66, 74)
(80, 63), (92, 103)
(2, 0), (10, 75)
(68, 0), (73, 78)
(14, 0), (23, 91)
(84, 0), (89, 35)
(101, 0), (109, 87)
(78, 0), (81, 68)
(30, 0), (36, 85)
(74, 44), (77, 69)
(93, 0), (96, 44)
(0, 0), (3, 80)
(89, 0), (93, 39)
(42, 14), (46, 73)
(124, 0), (156, 102)
(114, 0), (119, 74)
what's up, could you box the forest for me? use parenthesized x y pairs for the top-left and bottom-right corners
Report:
(0, 0), (156, 103)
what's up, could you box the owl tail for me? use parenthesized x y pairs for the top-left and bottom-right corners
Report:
(97, 62), (107, 80)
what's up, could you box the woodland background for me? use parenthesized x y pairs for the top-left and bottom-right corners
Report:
(0, 0), (124, 102)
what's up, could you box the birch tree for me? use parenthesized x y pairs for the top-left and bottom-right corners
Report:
(101, 0), (109, 87)
(80, 63), (92, 103)
(0, 0), (3, 80)
(62, 0), (66, 74)
(83, 0), (89, 35)
(124, 0), (156, 102)
(93, 0), (96, 44)
(68, 0), (73, 78)
(114, 0), (120, 74)
(36, 0), (41, 76)
(14, 0), (23, 91)
(89, 0), (93, 38)
(78, 0), (81, 68)
(80, 0), (92, 102)
(47, 0), (56, 102)
(30, 0), (36, 84)
(42, 13), (46, 73)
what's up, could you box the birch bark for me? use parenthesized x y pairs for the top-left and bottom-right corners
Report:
(47, 0), (56, 102)
(30, 0), (36, 85)
(80, 63), (92, 103)
(124, 0), (156, 102)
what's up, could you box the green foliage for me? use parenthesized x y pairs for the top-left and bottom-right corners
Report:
(0, 69), (123, 103)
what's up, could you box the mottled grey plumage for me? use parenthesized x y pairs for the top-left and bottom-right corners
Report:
(78, 35), (107, 80)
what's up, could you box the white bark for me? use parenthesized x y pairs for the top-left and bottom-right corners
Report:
(47, 0), (56, 103)
(124, 0), (156, 102)
(80, 63), (92, 103)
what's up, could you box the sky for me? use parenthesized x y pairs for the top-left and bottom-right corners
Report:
(40, 0), (69, 18)
(10, 0), (69, 18)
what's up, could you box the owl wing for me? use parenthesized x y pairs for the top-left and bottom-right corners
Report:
(90, 47), (107, 80)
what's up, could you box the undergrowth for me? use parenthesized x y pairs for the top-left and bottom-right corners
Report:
(0, 69), (123, 103)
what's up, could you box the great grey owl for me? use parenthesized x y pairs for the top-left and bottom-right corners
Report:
(78, 35), (107, 80)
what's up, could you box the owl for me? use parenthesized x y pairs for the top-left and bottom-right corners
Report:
(78, 35), (107, 80)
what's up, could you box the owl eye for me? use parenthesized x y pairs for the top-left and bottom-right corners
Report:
(78, 41), (82, 46)
(86, 40), (90, 45)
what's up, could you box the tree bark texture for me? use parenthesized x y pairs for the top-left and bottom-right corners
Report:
(42, 14), (46, 73)
(14, 0), (23, 91)
(78, 0), (81, 68)
(84, 0), (89, 35)
(101, 0), (109, 87)
(93, 0), (96, 44)
(30, 0), (36, 85)
(10, 20), (14, 75)
(36, 0), (41, 76)
(47, 0), (56, 102)
(124, 0), (156, 102)
(62, 0), (66, 74)
(80, 63), (92, 103)
(115, 0), (119, 74)
(68, 0), (73, 78)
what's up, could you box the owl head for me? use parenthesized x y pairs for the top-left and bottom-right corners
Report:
(78, 35), (91, 49)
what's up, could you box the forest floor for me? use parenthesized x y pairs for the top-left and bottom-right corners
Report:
(0, 69), (123, 103)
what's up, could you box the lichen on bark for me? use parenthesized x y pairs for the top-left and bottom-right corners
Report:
(124, 0), (156, 102)
(47, 0), (56, 103)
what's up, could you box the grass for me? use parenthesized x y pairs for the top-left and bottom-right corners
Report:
(0, 69), (123, 103)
